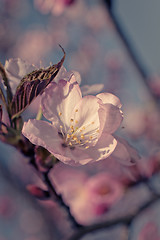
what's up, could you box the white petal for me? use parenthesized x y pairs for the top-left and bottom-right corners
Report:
(81, 84), (104, 96)
(97, 93), (122, 108)
(54, 66), (71, 83)
(41, 79), (82, 128)
(85, 133), (117, 162)
(70, 95), (100, 138)
(22, 119), (65, 155)
(5, 58), (36, 94)
(101, 103), (123, 134)
(110, 137), (140, 166)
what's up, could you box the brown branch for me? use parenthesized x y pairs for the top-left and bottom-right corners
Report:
(104, 1), (160, 104)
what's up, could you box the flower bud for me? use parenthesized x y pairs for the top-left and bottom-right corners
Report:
(26, 184), (50, 200)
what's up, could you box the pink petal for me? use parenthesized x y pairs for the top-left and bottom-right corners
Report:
(110, 137), (140, 166)
(70, 95), (101, 138)
(85, 132), (117, 162)
(22, 119), (65, 155)
(55, 147), (92, 166)
(53, 66), (71, 83)
(81, 84), (104, 96)
(22, 119), (92, 166)
(41, 79), (82, 127)
(100, 103), (123, 134)
(97, 93), (122, 108)
(71, 71), (81, 85)
(5, 58), (36, 94)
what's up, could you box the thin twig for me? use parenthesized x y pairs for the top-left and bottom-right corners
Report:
(104, 1), (159, 103)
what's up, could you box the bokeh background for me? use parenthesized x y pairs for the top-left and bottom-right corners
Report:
(1, 0), (160, 239)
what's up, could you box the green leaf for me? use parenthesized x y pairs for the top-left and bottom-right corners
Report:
(10, 49), (65, 119)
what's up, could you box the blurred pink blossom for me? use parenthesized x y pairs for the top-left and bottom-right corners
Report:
(50, 165), (124, 225)
(12, 30), (54, 64)
(34, 0), (75, 16)
(149, 75), (160, 97)
(70, 173), (124, 225)
(138, 222), (160, 240)
(0, 196), (16, 218)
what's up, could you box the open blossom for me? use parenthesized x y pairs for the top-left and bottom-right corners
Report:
(22, 73), (125, 165)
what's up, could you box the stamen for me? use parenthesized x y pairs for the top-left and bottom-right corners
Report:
(73, 136), (77, 140)
(67, 134), (70, 139)
(85, 146), (89, 149)
(91, 121), (95, 124)
(81, 134), (84, 139)
(59, 112), (62, 116)
(70, 119), (74, 122)
(75, 109), (78, 112)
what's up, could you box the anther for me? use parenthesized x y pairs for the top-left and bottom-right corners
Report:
(81, 134), (84, 139)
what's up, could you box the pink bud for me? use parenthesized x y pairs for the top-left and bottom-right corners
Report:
(26, 184), (50, 200)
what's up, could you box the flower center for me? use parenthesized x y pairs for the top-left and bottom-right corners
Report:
(58, 111), (99, 150)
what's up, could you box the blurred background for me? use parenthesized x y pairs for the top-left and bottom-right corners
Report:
(1, 0), (160, 239)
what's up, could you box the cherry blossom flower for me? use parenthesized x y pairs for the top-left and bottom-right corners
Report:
(22, 74), (124, 165)
(138, 222), (160, 240)
(34, 0), (75, 16)
(50, 164), (124, 224)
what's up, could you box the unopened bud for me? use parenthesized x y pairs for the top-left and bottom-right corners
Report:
(26, 184), (50, 200)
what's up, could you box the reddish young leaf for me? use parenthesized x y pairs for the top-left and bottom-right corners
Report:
(0, 105), (2, 122)
(10, 50), (65, 119)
